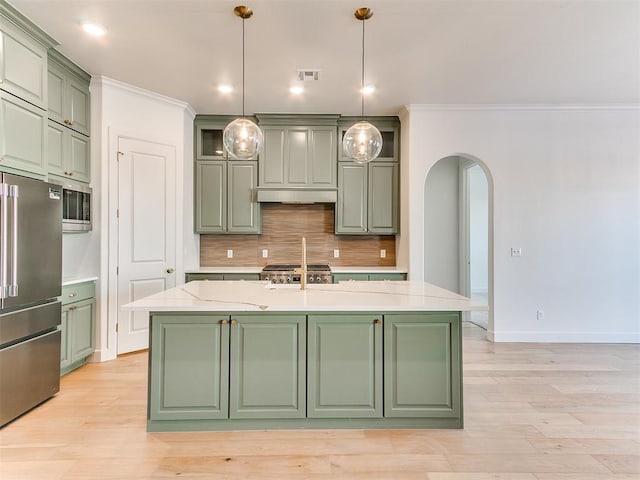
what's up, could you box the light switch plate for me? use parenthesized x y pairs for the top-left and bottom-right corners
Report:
(333, 249), (340, 258)
(227, 249), (233, 258)
(262, 249), (268, 258)
(380, 249), (386, 258)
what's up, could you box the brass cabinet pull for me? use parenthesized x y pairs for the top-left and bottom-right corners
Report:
(69, 306), (77, 311)
(374, 319), (382, 325)
(68, 292), (76, 297)
(220, 319), (228, 325)
(230, 319), (238, 325)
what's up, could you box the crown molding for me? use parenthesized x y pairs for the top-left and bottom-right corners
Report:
(404, 104), (640, 112)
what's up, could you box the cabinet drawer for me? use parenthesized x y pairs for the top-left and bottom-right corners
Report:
(61, 282), (95, 305)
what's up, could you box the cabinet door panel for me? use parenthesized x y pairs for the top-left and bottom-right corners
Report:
(70, 299), (95, 363)
(286, 128), (309, 185)
(309, 127), (336, 186)
(308, 315), (382, 418)
(0, 91), (46, 175)
(47, 120), (65, 175)
(260, 127), (285, 186)
(67, 77), (90, 135)
(368, 162), (398, 234)
(150, 315), (230, 420)
(227, 161), (260, 233)
(384, 313), (461, 418)
(230, 315), (305, 419)
(336, 163), (367, 233)
(59, 308), (70, 369)
(47, 65), (65, 124)
(69, 130), (90, 182)
(0, 25), (47, 108)
(195, 161), (226, 233)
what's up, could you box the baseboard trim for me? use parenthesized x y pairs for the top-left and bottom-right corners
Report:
(492, 331), (640, 343)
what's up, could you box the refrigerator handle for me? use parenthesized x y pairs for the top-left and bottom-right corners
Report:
(0, 182), (7, 299)
(8, 184), (18, 297)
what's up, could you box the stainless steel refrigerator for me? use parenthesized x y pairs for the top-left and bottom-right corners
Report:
(0, 173), (62, 427)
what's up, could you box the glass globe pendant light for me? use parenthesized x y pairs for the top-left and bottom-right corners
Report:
(343, 7), (382, 164)
(223, 6), (264, 160)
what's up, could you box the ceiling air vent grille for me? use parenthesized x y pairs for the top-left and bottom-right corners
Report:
(297, 70), (321, 81)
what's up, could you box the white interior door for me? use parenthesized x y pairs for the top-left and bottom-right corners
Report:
(117, 137), (176, 354)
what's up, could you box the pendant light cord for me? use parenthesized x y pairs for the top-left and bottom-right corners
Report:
(361, 17), (365, 119)
(242, 16), (246, 117)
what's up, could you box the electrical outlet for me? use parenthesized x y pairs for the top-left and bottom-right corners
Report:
(511, 247), (522, 257)
(262, 249), (268, 258)
(536, 310), (544, 320)
(333, 249), (340, 258)
(380, 249), (386, 258)
(227, 249), (233, 258)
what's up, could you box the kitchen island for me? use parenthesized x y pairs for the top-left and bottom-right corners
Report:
(124, 280), (482, 432)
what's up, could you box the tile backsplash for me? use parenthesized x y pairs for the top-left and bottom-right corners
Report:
(200, 204), (396, 266)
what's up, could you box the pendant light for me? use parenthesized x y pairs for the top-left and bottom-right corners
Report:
(343, 7), (383, 164)
(223, 5), (264, 160)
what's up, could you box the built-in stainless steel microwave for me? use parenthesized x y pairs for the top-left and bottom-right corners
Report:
(61, 184), (92, 232)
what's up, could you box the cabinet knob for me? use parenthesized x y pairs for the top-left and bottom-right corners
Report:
(220, 319), (228, 325)
(69, 306), (77, 311)
(68, 292), (76, 297)
(230, 319), (238, 325)
(374, 319), (382, 325)
(166, 267), (174, 274)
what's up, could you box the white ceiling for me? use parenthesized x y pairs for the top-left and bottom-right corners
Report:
(8, 0), (640, 116)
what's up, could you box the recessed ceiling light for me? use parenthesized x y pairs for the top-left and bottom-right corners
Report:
(82, 23), (106, 37)
(290, 85), (304, 95)
(361, 85), (375, 95)
(218, 85), (233, 94)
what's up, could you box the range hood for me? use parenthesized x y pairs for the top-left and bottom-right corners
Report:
(256, 188), (337, 203)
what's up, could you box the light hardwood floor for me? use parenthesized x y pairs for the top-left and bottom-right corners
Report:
(1, 323), (638, 479)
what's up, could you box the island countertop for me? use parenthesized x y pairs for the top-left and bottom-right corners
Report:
(124, 280), (485, 312)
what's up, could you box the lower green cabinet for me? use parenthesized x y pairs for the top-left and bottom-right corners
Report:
(149, 315), (229, 420)
(150, 313), (306, 421)
(332, 272), (407, 283)
(307, 315), (382, 418)
(229, 315), (306, 419)
(185, 273), (260, 283)
(384, 313), (461, 418)
(60, 281), (96, 376)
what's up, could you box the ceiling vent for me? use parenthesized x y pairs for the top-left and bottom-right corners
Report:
(297, 69), (321, 81)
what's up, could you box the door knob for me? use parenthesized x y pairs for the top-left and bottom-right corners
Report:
(166, 267), (174, 274)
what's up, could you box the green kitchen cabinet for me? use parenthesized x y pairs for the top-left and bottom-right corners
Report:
(60, 281), (96, 376)
(47, 50), (91, 137)
(185, 273), (260, 282)
(256, 114), (339, 191)
(336, 161), (398, 234)
(195, 115), (250, 161)
(47, 119), (90, 183)
(149, 314), (230, 420)
(307, 314), (382, 418)
(0, 4), (55, 110)
(229, 314), (306, 419)
(338, 116), (400, 163)
(332, 272), (406, 283)
(0, 89), (47, 178)
(384, 313), (462, 418)
(195, 160), (260, 234)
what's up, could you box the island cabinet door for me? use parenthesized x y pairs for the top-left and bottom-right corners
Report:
(307, 315), (383, 418)
(384, 313), (462, 418)
(229, 315), (306, 419)
(149, 315), (230, 420)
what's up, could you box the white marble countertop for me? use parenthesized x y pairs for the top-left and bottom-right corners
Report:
(123, 280), (485, 313)
(185, 266), (407, 274)
(62, 276), (98, 286)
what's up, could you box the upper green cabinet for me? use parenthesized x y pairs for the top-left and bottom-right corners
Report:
(0, 3), (56, 110)
(47, 50), (90, 136)
(47, 119), (90, 183)
(336, 117), (400, 235)
(256, 114), (338, 193)
(194, 115), (260, 234)
(195, 160), (260, 234)
(336, 161), (399, 234)
(0, 90), (47, 176)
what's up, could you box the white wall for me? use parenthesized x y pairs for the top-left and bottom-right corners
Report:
(401, 105), (640, 343)
(91, 76), (195, 361)
(423, 158), (460, 292)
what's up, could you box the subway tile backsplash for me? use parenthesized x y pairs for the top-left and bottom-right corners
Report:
(200, 204), (396, 267)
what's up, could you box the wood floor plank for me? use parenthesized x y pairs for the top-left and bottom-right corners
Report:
(0, 322), (638, 479)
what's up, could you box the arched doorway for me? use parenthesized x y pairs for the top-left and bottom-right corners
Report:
(423, 154), (494, 338)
